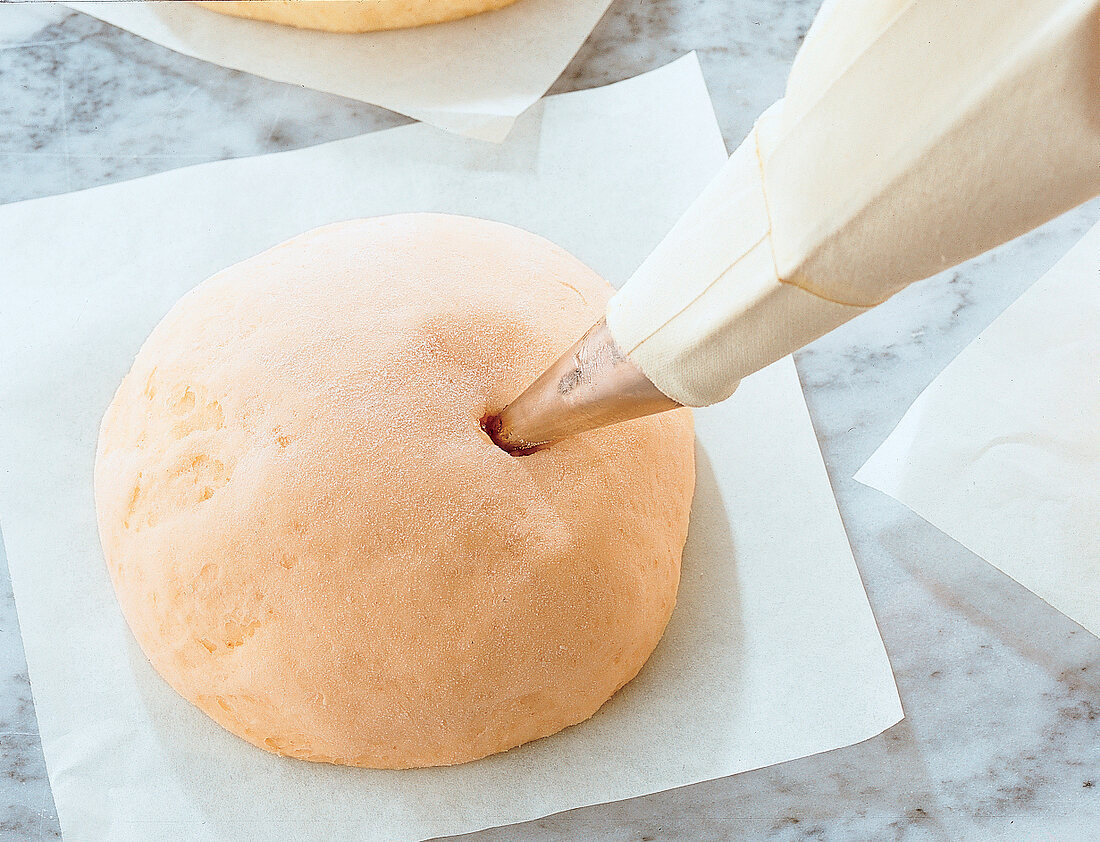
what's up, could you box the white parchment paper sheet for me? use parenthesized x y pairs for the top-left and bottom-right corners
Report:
(64, 0), (612, 141)
(0, 57), (902, 842)
(856, 219), (1100, 638)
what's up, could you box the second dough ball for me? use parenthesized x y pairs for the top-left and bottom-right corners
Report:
(192, 0), (524, 32)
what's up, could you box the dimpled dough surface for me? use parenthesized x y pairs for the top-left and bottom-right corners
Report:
(191, 0), (523, 32)
(94, 214), (695, 768)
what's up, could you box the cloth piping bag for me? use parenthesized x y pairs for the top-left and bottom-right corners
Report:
(608, 0), (1100, 407)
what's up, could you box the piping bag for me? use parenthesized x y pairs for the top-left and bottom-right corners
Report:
(487, 0), (1100, 453)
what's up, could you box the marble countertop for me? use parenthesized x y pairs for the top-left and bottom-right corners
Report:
(2, 2), (1098, 840)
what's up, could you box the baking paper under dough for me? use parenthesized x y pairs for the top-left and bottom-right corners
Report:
(0, 58), (902, 842)
(65, 0), (613, 141)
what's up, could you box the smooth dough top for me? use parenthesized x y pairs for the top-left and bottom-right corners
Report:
(94, 214), (695, 768)
(191, 0), (524, 32)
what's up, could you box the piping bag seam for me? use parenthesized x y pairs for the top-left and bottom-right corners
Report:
(619, 124), (775, 357)
(754, 121), (785, 300)
(619, 123), (868, 362)
(754, 120), (874, 310)
(619, 228), (770, 356)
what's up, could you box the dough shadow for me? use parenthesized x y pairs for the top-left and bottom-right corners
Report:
(578, 441), (746, 750)
(659, 441), (744, 677)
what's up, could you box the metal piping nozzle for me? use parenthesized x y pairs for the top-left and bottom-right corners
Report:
(483, 317), (681, 455)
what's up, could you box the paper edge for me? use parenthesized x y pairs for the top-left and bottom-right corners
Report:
(1, 52), (707, 214)
(60, 0), (614, 142)
(852, 223), (1100, 640)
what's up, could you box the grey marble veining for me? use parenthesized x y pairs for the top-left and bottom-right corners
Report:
(1, 2), (1098, 840)
(0, 534), (58, 840)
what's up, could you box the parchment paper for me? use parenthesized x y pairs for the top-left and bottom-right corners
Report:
(0, 57), (902, 842)
(64, 0), (613, 141)
(856, 219), (1100, 638)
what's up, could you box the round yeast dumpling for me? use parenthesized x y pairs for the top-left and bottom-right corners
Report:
(94, 214), (695, 768)
(191, 0), (523, 32)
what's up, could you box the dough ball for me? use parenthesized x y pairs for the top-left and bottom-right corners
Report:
(94, 214), (695, 768)
(191, 0), (523, 32)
